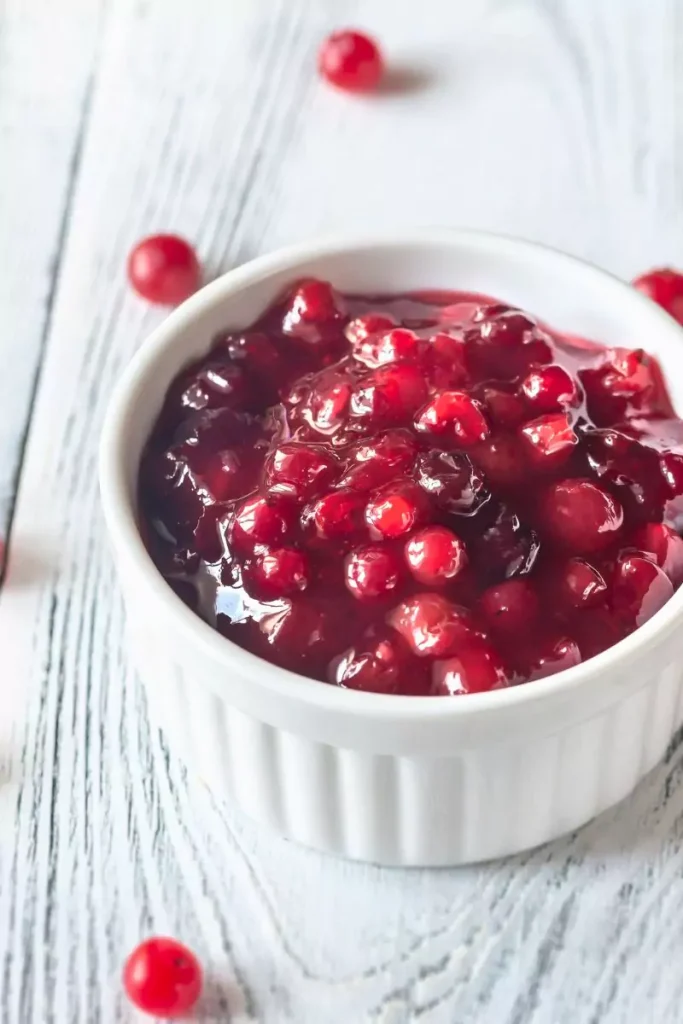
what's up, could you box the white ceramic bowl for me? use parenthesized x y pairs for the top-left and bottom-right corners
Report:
(100, 230), (683, 866)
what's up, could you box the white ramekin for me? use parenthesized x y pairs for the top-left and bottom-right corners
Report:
(100, 230), (683, 866)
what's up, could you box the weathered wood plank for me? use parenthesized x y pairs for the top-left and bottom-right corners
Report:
(0, 0), (106, 561)
(2, 0), (683, 1021)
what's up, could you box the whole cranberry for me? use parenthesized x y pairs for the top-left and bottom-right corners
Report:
(432, 642), (510, 695)
(557, 557), (607, 608)
(329, 632), (406, 693)
(521, 636), (582, 681)
(632, 267), (683, 325)
(423, 333), (469, 389)
(304, 374), (353, 434)
(404, 526), (467, 585)
(366, 480), (426, 539)
(232, 494), (296, 554)
(611, 554), (674, 627)
(521, 364), (580, 413)
(473, 434), (527, 487)
(350, 364), (427, 430)
(258, 599), (342, 665)
(541, 478), (624, 553)
(581, 348), (672, 422)
(265, 442), (340, 499)
(170, 360), (250, 413)
(466, 305), (553, 379)
(318, 30), (384, 92)
(345, 544), (402, 600)
(472, 504), (540, 580)
(310, 488), (366, 540)
(247, 547), (309, 599)
(479, 579), (540, 636)
(414, 450), (490, 515)
(584, 429), (665, 522)
(220, 331), (281, 379)
(480, 385), (527, 429)
(353, 327), (421, 368)
(632, 522), (683, 586)
(123, 937), (202, 1018)
(281, 278), (346, 344)
(341, 430), (416, 491)
(388, 593), (475, 658)
(415, 391), (490, 446)
(127, 234), (200, 305)
(519, 413), (579, 469)
(345, 312), (397, 345)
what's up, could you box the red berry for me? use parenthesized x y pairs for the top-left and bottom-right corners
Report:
(123, 937), (202, 1018)
(473, 434), (527, 486)
(282, 279), (346, 343)
(221, 331), (281, 376)
(632, 522), (683, 585)
(585, 429), (665, 522)
(232, 494), (295, 553)
(521, 364), (579, 413)
(350, 364), (427, 428)
(341, 430), (417, 491)
(248, 547), (309, 599)
(345, 544), (402, 600)
(310, 488), (366, 540)
(305, 376), (352, 434)
(611, 554), (674, 627)
(265, 443), (340, 499)
(557, 557), (607, 608)
(415, 450), (490, 515)
(415, 391), (490, 446)
(345, 313), (397, 345)
(365, 480), (425, 538)
(258, 599), (340, 665)
(352, 327), (421, 368)
(318, 30), (384, 92)
(481, 385), (527, 429)
(581, 348), (672, 422)
(542, 478), (624, 553)
(127, 234), (200, 305)
(472, 504), (540, 580)
(479, 579), (539, 636)
(404, 526), (467, 585)
(432, 642), (509, 695)
(466, 305), (553, 379)
(171, 360), (250, 413)
(329, 631), (406, 694)
(423, 333), (469, 388)
(519, 412), (579, 468)
(388, 593), (475, 658)
(522, 636), (582, 681)
(632, 267), (683, 325)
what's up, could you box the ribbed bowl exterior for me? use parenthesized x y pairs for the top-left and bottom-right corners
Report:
(132, 629), (683, 866)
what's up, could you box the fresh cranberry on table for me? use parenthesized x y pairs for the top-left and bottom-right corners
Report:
(318, 30), (384, 92)
(139, 278), (683, 695)
(127, 234), (200, 305)
(123, 937), (202, 1018)
(632, 267), (683, 325)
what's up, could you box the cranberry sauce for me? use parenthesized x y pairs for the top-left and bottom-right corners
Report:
(138, 279), (683, 696)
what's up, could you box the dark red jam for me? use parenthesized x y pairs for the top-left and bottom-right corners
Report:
(138, 279), (683, 695)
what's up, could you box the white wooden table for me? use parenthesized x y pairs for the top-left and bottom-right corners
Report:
(2, 1), (683, 1020)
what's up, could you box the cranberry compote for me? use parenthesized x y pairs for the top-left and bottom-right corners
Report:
(139, 280), (683, 695)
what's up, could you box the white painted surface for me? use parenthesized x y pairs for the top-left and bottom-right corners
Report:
(2, 0), (683, 1020)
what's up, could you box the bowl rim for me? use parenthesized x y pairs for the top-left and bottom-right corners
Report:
(99, 227), (683, 724)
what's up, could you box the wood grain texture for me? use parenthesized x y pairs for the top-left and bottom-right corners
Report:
(2, 0), (683, 1021)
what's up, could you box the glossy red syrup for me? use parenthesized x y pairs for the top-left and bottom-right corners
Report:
(139, 279), (683, 695)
